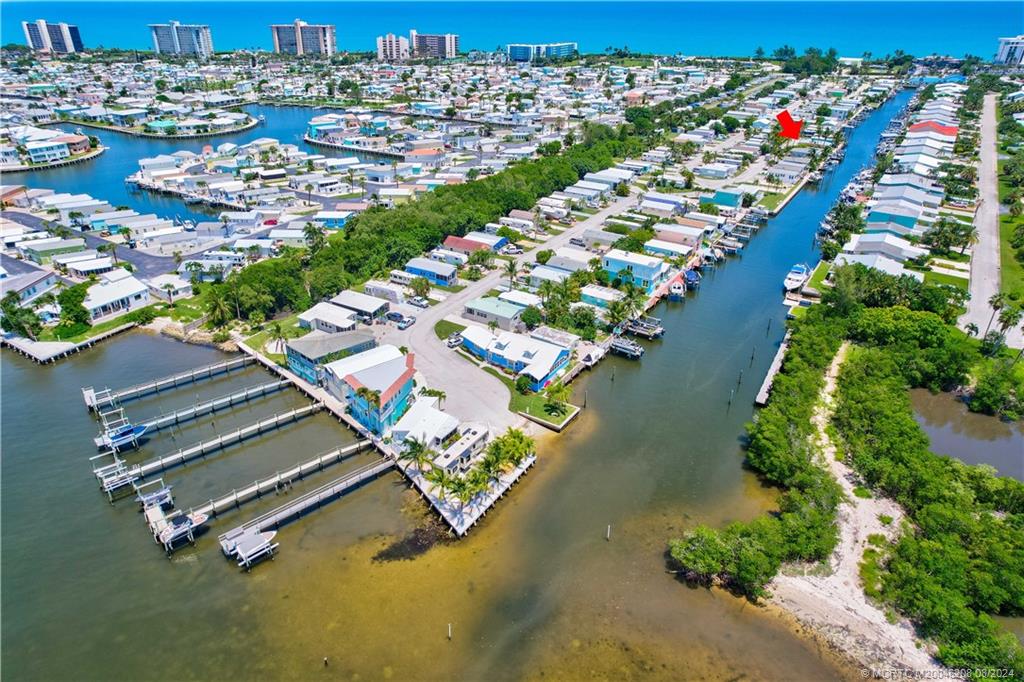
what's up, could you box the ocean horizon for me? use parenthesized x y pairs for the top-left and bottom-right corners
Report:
(2, 1), (1019, 58)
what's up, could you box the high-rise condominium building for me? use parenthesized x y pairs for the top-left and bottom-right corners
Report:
(376, 33), (410, 62)
(506, 42), (578, 62)
(996, 35), (1024, 66)
(271, 19), (337, 56)
(409, 30), (459, 59)
(149, 21), (215, 59)
(22, 20), (83, 54)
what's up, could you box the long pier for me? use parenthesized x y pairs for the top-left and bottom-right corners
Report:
(755, 331), (791, 406)
(119, 405), (321, 481)
(218, 457), (396, 555)
(83, 356), (255, 410)
(190, 440), (372, 518)
(140, 380), (289, 433)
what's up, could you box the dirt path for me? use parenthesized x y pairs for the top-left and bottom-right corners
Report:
(770, 342), (950, 676)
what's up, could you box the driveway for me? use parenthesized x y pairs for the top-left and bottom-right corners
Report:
(372, 193), (640, 431)
(959, 93), (1022, 348)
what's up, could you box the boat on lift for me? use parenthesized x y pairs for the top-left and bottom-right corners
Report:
(783, 263), (811, 292)
(668, 281), (686, 300)
(684, 269), (701, 290)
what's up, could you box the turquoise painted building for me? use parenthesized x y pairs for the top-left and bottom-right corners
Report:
(323, 345), (416, 436)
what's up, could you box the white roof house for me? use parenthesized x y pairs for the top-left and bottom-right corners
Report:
(391, 397), (459, 449)
(841, 232), (928, 263)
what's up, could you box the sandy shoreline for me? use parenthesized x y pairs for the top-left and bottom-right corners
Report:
(767, 343), (952, 678)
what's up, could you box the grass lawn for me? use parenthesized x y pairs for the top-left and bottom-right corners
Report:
(997, 159), (1024, 299)
(40, 304), (159, 343)
(924, 270), (970, 291)
(434, 282), (466, 293)
(244, 311), (309, 353)
(759, 192), (783, 211)
(999, 213), (1024, 299)
(481, 366), (576, 428)
(807, 261), (831, 290)
(433, 320), (467, 340)
(157, 288), (209, 323)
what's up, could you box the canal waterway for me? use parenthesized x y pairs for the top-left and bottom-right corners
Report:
(1, 90), (911, 680)
(8, 104), (355, 224)
(910, 389), (1024, 482)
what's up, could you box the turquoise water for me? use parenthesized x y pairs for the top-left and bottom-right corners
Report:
(2, 1), (1018, 58)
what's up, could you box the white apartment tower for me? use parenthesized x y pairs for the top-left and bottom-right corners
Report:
(376, 33), (410, 62)
(149, 21), (215, 59)
(271, 19), (337, 56)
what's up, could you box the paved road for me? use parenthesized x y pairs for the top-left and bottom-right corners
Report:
(959, 94), (1022, 348)
(373, 194), (640, 431)
(2, 210), (176, 280)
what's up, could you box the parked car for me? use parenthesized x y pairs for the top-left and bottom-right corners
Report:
(569, 237), (586, 247)
(409, 296), (429, 309)
(446, 334), (462, 348)
(397, 316), (416, 330)
(386, 311), (404, 323)
(504, 245), (523, 255)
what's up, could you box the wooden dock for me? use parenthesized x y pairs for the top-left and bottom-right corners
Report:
(140, 380), (289, 433)
(4, 322), (137, 365)
(755, 331), (791, 406)
(114, 405), (322, 481)
(191, 440), (372, 518)
(83, 356), (255, 410)
(217, 457), (396, 555)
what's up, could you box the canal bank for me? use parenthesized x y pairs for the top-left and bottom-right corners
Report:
(13, 105), (368, 225)
(1, 91), (912, 680)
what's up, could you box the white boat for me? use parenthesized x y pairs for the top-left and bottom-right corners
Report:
(668, 281), (686, 299)
(783, 263), (811, 292)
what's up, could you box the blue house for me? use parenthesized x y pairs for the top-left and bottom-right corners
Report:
(460, 327), (570, 392)
(865, 209), (918, 229)
(710, 189), (743, 208)
(323, 345), (416, 436)
(601, 248), (670, 294)
(285, 330), (376, 385)
(405, 257), (457, 286)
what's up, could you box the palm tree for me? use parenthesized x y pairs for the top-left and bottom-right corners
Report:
(162, 282), (176, 305)
(206, 290), (232, 327)
(426, 467), (456, 501)
(504, 259), (518, 289)
(985, 293), (1006, 336)
(605, 298), (629, 331)
(398, 437), (436, 474)
(304, 183), (314, 206)
(997, 306), (1023, 336)
(303, 222), (326, 254)
(543, 380), (572, 415)
(420, 387), (447, 409)
(965, 322), (979, 338)
(172, 250), (183, 268)
(448, 475), (474, 513)
(98, 242), (119, 265)
(267, 322), (286, 354)
(120, 227), (132, 244)
(538, 280), (557, 307)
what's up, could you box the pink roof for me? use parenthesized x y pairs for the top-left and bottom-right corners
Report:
(908, 121), (958, 137)
(444, 235), (490, 252)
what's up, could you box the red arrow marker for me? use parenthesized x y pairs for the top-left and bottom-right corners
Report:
(776, 110), (803, 140)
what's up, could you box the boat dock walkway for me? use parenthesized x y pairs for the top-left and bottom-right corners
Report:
(191, 440), (372, 518)
(4, 323), (137, 365)
(113, 404), (321, 482)
(140, 380), (289, 433)
(217, 457), (395, 555)
(755, 331), (791, 406)
(83, 356), (255, 410)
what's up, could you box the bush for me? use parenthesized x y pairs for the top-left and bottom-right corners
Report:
(127, 307), (157, 325)
(514, 375), (532, 395)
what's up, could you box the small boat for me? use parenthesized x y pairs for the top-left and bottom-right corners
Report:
(783, 263), (811, 292)
(668, 281), (686, 301)
(158, 511), (210, 550)
(684, 269), (701, 290)
(95, 422), (148, 450)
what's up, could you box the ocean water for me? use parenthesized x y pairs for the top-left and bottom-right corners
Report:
(2, 1), (1019, 58)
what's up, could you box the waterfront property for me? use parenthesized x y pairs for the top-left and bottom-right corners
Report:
(460, 326), (570, 392)
(323, 345), (416, 435)
(83, 269), (150, 321)
(285, 329), (377, 385)
(602, 248), (671, 294)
